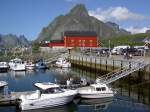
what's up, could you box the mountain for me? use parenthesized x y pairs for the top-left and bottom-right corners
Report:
(106, 22), (131, 35)
(0, 34), (30, 48)
(36, 4), (130, 42)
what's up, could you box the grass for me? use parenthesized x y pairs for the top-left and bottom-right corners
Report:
(100, 33), (150, 47)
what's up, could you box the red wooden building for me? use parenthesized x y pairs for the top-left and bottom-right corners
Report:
(64, 31), (98, 48)
(48, 31), (98, 48)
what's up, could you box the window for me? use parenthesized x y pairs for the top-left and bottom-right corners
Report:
(96, 88), (101, 91)
(101, 87), (106, 91)
(89, 40), (93, 42)
(71, 40), (74, 43)
(96, 87), (106, 91)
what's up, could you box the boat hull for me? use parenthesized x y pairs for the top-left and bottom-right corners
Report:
(20, 94), (76, 110)
(10, 64), (26, 71)
(0, 67), (8, 73)
(55, 63), (71, 68)
(79, 92), (114, 99)
(26, 65), (35, 70)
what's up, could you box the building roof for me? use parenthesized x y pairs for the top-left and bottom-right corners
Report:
(64, 31), (97, 37)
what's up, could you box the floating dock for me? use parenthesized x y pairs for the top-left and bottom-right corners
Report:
(0, 91), (34, 106)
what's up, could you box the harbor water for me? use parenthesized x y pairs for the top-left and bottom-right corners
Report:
(0, 67), (150, 112)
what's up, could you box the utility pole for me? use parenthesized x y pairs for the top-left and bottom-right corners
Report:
(109, 40), (111, 58)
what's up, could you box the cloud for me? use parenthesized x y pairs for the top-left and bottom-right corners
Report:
(89, 6), (146, 22)
(126, 26), (150, 34)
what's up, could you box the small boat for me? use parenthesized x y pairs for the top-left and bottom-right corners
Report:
(0, 62), (9, 73)
(26, 62), (35, 70)
(35, 60), (47, 69)
(19, 82), (77, 110)
(8, 58), (26, 71)
(55, 58), (71, 68)
(77, 83), (114, 99)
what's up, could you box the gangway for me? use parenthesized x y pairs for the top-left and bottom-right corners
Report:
(96, 60), (149, 84)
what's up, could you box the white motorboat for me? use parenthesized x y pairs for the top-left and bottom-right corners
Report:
(0, 62), (9, 73)
(9, 58), (26, 71)
(19, 82), (77, 110)
(55, 58), (71, 68)
(77, 83), (114, 99)
(35, 60), (47, 69)
(26, 62), (35, 70)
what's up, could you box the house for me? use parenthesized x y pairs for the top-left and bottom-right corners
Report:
(43, 31), (98, 49)
(63, 31), (98, 48)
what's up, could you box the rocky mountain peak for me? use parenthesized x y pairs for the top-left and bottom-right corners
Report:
(36, 4), (130, 42)
(69, 4), (89, 17)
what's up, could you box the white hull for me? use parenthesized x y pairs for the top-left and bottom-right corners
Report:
(9, 58), (26, 71)
(0, 62), (9, 73)
(79, 93), (114, 99)
(21, 94), (75, 110)
(10, 64), (26, 71)
(0, 67), (8, 73)
(78, 83), (114, 99)
(55, 63), (71, 68)
(26, 65), (35, 70)
(55, 58), (71, 68)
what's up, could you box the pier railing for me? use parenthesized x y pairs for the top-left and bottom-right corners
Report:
(96, 60), (149, 84)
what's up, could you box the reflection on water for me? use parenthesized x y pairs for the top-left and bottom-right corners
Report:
(0, 67), (150, 112)
(22, 103), (77, 112)
(10, 71), (26, 80)
(79, 98), (113, 111)
(53, 68), (71, 75)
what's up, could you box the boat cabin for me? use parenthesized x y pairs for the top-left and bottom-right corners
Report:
(34, 82), (64, 94)
(90, 83), (108, 92)
(10, 58), (24, 64)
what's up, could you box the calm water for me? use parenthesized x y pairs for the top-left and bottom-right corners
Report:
(0, 68), (150, 112)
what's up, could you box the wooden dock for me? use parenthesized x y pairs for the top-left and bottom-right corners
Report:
(0, 91), (34, 106)
(0, 84), (85, 106)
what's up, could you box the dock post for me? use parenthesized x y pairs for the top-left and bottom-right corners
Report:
(138, 63), (142, 83)
(86, 56), (87, 67)
(121, 60), (123, 70)
(82, 56), (83, 67)
(112, 60), (115, 71)
(95, 57), (96, 72)
(106, 59), (107, 72)
(100, 57), (101, 70)
(90, 57), (92, 72)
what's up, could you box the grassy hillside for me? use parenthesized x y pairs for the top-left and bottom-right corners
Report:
(100, 33), (150, 47)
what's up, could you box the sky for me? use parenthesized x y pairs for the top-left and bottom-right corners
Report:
(0, 0), (150, 40)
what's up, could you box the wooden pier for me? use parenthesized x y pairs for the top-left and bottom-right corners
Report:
(0, 84), (85, 106)
(0, 91), (34, 106)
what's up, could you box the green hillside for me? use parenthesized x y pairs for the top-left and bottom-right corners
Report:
(100, 33), (150, 47)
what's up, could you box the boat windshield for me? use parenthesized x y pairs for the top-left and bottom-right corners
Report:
(42, 87), (64, 94)
(96, 87), (106, 91)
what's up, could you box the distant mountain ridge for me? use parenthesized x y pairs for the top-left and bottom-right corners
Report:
(0, 34), (30, 48)
(36, 4), (130, 42)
